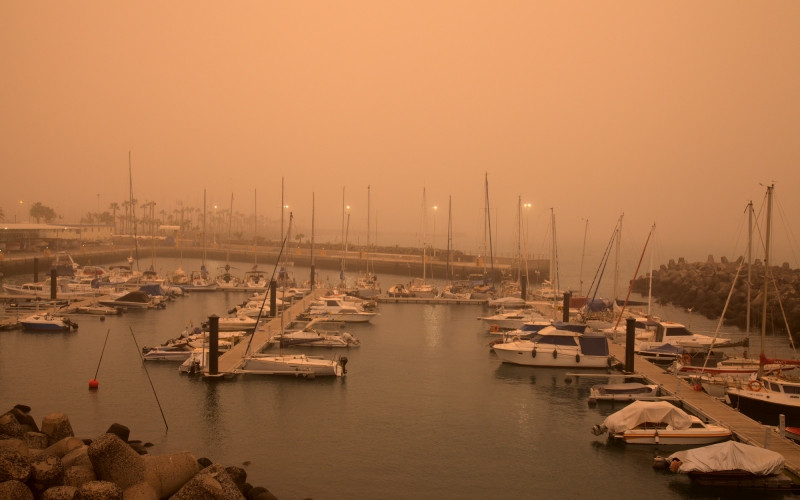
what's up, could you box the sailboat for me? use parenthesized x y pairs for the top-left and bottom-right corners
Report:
(354, 185), (381, 299)
(236, 213), (348, 378)
(408, 187), (438, 298)
(216, 193), (243, 290)
(243, 189), (269, 291)
(725, 184), (800, 424)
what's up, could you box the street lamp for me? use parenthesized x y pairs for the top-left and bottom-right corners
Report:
(17, 200), (23, 223)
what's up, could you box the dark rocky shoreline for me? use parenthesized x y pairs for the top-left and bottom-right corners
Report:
(0, 405), (288, 499)
(631, 256), (800, 339)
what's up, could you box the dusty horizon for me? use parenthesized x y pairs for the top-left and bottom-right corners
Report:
(3, 2), (799, 274)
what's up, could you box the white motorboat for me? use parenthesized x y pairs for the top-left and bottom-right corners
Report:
(217, 315), (258, 331)
(3, 279), (98, 299)
(591, 400), (731, 445)
(479, 309), (540, 331)
(20, 313), (78, 332)
(492, 326), (609, 368)
(269, 319), (360, 348)
(307, 297), (377, 323)
(635, 320), (739, 351)
(236, 354), (347, 378)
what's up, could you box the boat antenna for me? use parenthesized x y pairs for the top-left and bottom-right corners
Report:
(128, 326), (168, 431)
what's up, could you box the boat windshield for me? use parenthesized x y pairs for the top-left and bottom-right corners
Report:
(531, 334), (579, 346)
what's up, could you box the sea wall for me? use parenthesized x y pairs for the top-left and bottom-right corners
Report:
(0, 405), (279, 499)
(630, 255), (800, 338)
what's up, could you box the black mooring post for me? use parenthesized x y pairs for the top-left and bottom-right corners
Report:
(562, 291), (571, 323)
(208, 314), (219, 376)
(50, 268), (58, 300)
(270, 280), (277, 317)
(625, 317), (635, 373)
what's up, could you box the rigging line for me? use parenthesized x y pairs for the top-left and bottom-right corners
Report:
(128, 326), (168, 431)
(767, 265), (798, 354)
(244, 213), (294, 356)
(613, 224), (655, 331)
(702, 257), (745, 371)
(585, 222), (619, 301)
(93, 328), (112, 379)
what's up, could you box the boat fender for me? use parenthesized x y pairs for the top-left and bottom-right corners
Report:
(654, 429), (659, 444)
(552, 349), (558, 359)
(681, 353), (691, 364)
(748, 380), (762, 392)
(531, 348), (536, 358)
(575, 354), (580, 363)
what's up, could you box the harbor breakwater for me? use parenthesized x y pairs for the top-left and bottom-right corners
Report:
(631, 255), (800, 339)
(0, 405), (279, 499)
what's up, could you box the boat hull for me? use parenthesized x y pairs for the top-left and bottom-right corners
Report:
(725, 389), (800, 427)
(618, 429), (731, 445)
(238, 354), (344, 377)
(493, 344), (608, 368)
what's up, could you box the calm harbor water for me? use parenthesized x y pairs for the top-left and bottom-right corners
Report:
(0, 256), (796, 499)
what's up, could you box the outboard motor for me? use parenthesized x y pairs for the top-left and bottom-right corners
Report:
(340, 356), (348, 374)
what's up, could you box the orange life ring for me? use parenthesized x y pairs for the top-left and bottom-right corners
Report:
(681, 354), (692, 364)
(489, 324), (500, 333)
(748, 380), (762, 392)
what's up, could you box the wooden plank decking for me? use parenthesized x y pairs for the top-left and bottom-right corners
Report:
(212, 289), (325, 375)
(607, 339), (800, 477)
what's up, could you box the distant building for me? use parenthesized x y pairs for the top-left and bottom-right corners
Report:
(0, 223), (113, 252)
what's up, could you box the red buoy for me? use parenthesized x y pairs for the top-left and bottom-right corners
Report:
(89, 379), (99, 390)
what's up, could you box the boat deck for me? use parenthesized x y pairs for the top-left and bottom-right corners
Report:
(608, 339), (800, 478)
(212, 289), (326, 375)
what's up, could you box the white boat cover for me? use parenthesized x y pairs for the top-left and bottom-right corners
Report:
(601, 401), (693, 434)
(669, 441), (784, 475)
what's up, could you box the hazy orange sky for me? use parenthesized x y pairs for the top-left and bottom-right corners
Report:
(2, 2), (799, 273)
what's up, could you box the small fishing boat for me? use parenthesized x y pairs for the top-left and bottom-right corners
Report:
(20, 313), (78, 332)
(587, 381), (661, 405)
(591, 400), (731, 445)
(659, 441), (798, 490)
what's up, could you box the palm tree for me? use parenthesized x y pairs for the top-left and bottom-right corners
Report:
(109, 202), (120, 233)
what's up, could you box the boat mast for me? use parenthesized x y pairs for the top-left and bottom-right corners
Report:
(485, 173), (494, 287)
(310, 192), (315, 289)
(253, 189), (258, 268)
(759, 184), (773, 375)
(746, 200), (753, 338)
(447, 195), (452, 282)
(202, 189), (207, 267)
(422, 187), (427, 281)
(579, 217), (589, 297)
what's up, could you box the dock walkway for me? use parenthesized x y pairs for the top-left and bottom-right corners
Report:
(213, 289), (325, 375)
(607, 339), (800, 477)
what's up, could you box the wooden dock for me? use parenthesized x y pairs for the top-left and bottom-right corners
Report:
(607, 339), (800, 478)
(211, 289), (326, 375)
(375, 295), (487, 305)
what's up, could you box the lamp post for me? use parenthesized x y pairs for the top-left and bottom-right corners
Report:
(16, 200), (24, 223)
